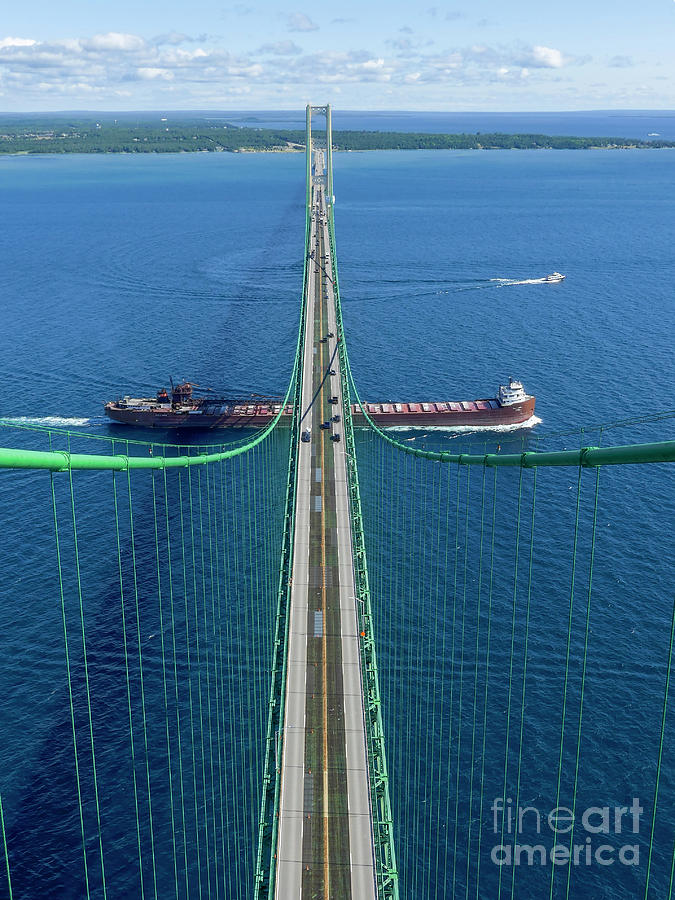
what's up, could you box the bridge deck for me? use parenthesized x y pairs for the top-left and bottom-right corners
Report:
(275, 154), (377, 899)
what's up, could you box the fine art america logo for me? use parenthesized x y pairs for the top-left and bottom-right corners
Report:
(490, 797), (643, 867)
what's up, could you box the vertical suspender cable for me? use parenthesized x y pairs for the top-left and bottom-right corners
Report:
(497, 467), (524, 900)
(162, 467), (191, 899)
(150, 466), (180, 898)
(177, 467), (204, 899)
(126, 451), (159, 900)
(510, 469), (538, 898)
(443, 463), (463, 893)
(50, 469), (91, 900)
(188, 465), (212, 898)
(452, 465), (472, 897)
(465, 463), (488, 899)
(475, 467), (499, 899)
(111, 468), (145, 898)
(643, 593), (675, 898)
(206, 461), (225, 897)
(200, 464), (220, 900)
(197, 466), (217, 896)
(564, 467), (600, 900)
(67, 462), (108, 900)
(548, 465), (583, 900)
(1, 793), (13, 900)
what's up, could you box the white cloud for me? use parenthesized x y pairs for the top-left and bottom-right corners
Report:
(137, 67), (174, 81)
(0, 29), (589, 109)
(227, 62), (263, 77)
(286, 13), (319, 32)
(258, 40), (302, 55)
(530, 45), (565, 68)
(0, 37), (37, 49)
(82, 33), (145, 52)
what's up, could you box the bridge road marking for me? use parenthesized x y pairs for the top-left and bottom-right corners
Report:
(318, 245), (330, 896)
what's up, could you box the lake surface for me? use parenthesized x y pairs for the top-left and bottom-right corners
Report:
(0, 143), (674, 899)
(225, 108), (675, 140)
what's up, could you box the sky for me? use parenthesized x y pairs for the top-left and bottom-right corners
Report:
(1, 0), (674, 112)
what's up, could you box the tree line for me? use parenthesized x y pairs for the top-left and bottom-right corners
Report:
(1, 117), (673, 154)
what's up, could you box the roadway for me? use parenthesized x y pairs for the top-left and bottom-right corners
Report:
(274, 149), (377, 899)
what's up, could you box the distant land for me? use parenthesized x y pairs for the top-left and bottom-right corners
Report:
(1, 115), (675, 154)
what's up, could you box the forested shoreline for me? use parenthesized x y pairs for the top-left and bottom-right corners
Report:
(1, 116), (673, 154)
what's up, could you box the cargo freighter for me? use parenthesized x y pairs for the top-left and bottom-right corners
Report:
(103, 378), (535, 429)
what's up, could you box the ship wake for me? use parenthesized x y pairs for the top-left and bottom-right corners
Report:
(491, 277), (561, 286)
(0, 416), (109, 428)
(381, 415), (542, 434)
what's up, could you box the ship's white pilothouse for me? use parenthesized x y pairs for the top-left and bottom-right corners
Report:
(498, 378), (532, 406)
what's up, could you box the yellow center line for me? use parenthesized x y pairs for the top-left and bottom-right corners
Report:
(312, 196), (331, 899)
(319, 219), (331, 900)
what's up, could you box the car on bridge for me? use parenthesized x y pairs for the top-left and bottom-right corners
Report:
(301, 429), (311, 442)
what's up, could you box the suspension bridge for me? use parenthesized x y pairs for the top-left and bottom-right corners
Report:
(1, 105), (674, 900)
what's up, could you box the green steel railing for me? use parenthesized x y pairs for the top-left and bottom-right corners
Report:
(327, 178), (400, 898)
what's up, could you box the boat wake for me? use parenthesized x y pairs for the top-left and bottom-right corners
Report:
(491, 277), (563, 286)
(0, 416), (109, 428)
(382, 415), (542, 434)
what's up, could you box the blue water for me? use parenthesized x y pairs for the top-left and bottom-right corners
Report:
(1, 141), (674, 898)
(224, 108), (675, 140)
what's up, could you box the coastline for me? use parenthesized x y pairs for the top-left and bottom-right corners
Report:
(2, 120), (675, 156)
(3, 143), (675, 157)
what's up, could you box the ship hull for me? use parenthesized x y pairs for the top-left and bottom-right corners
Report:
(355, 396), (536, 427)
(104, 396), (536, 429)
(104, 404), (289, 429)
